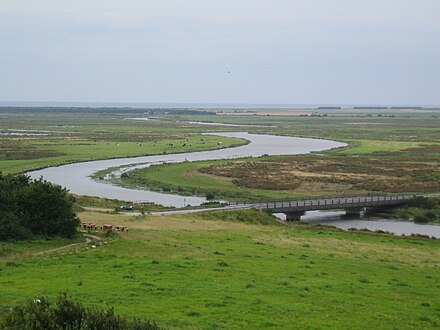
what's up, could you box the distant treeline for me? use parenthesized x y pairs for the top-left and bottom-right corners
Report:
(317, 106), (439, 110)
(354, 106), (427, 110)
(0, 106), (215, 115)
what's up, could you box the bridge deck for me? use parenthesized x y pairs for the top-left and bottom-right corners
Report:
(229, 195), (413, 213)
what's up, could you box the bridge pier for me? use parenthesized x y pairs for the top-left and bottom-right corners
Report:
(345, 207), (364, 217)
(285, 211), (305, 222)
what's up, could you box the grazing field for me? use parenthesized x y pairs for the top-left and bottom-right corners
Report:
(120, 140), (440, 201)
(1, 210), (439, 329)
(110, 108), (440, 201)
(171, 108), (440, 142)
(0, 109), (246, 174)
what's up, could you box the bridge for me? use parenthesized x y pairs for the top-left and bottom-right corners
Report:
(227, 194), (414, 221)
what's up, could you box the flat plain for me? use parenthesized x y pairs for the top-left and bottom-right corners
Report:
(117, 109), (440, 201)
(1, 107), (440, 329)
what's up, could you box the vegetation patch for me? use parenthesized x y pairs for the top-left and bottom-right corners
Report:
(0, 140), (64, 160)
(377, 197), (440, 224)
(120, 147), (440, 201)
(193, 209), (281, 225)
(199, 155), (440, 193)
(0, 174), (79, 241)
(0, 293), (159, 330)
(1, 210), (439, 328)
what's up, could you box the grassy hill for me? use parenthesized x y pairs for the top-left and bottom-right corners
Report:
(1, 209), (439, 329)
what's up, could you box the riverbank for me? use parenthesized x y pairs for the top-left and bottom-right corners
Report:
(365, 196), (440, 225)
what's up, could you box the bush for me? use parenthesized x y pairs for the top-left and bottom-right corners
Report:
(423, 211), (437, 221)
(0, 293), (160, 330)
(408, 196), (437, 209)
(414, 215), (430, 224)
(0, 174), (80, 241)
(205, 192), (216, 200)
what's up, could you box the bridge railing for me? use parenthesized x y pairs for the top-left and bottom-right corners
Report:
(225, 193), (417, 209)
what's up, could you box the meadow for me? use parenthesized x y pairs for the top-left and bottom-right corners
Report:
(117, 109), (440, 202)
(0, 109), (246, 174)
(1, 209), (439, 329)
(1, 107), (440, 328)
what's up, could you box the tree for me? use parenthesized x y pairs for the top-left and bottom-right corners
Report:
(0, 173), (80, 240)
(0, 211), (31, 241)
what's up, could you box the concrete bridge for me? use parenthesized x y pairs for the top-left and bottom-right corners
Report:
(228, 194), (414, 221)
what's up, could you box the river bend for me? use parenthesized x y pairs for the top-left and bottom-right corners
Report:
(28, 132), (345, 207)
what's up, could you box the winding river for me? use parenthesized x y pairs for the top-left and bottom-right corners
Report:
(27, 131), (440, 238)
(28, 132), (345, 207)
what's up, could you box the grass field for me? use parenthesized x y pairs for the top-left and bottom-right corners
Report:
(170, 109), (440, 142)
(1, 108), (440, 328)
(0, 110), (247, 174)
(119, 139), (440, 201)
(1, 209), (439, 329)
(109, 108), (440, 201)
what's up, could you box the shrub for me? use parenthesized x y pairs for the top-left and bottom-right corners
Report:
(0, 174), (79, 241)
(414, 215), (430, 224)
(408, 196), (437, 209)
(0, 293), (160, 330)
(205, 192), (216, 200)
(423, 211), (437, 221)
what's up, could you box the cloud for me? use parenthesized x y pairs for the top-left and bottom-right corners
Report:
(0, 0), (439, 104)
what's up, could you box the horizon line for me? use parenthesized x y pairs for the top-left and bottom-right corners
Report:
(1, 100), (439, 109)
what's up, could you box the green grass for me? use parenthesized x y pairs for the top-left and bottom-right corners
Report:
(374, 198), (440, 224)
(0, 134), (246, 174)
(1, 211), (439, 329)
(173, 111), (440, 142)
(1, 108), (440, 328)
(117, 136), (440, 201)
(0, 110), (255, 174)
(0, 237), (85, 262)
(73, 195), (167, 213)
(119, 159), (306, 201)
(330, 139), (428, 155)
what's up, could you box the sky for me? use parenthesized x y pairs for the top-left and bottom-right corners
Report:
(1, 0), (439, 106)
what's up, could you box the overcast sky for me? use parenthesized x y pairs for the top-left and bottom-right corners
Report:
(1, 0), (439, 106)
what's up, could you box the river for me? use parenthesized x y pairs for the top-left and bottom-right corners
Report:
(28, 132), (345, 207)
(275, 211), (440, 239)
(27, 131), (439, 238)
